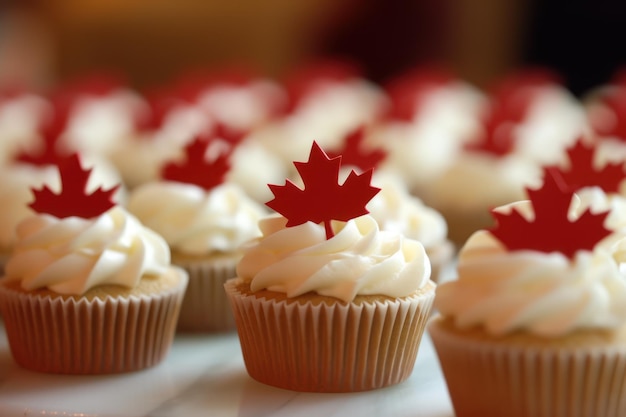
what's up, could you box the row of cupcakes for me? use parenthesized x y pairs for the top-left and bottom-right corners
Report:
(2, 131), (626, 417)
(3, 62), (626, 249)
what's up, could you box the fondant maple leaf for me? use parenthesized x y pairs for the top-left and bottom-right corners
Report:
(549, 138), (625, 193)
(327, 127), (386, 171)
(30, 154), (119, 219)
(267, 141), (380, 239)
(489, 169), (611, 258)
(161, 134), (231, 191)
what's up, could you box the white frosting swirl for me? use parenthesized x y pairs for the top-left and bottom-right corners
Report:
(127, 182), (266, 255)
(436, 201), (626, 336)
(237, 215), (431, 302)
(364, 171), (448, 248)
(5, 206), (171, 295)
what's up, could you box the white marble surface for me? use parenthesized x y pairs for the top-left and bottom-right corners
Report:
(0, 321), (454, 417)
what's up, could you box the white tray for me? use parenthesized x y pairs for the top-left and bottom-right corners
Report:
(0, 322), (454, 417)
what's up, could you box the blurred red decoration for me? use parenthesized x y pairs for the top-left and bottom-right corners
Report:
(327, 126), (386, 171)
(161, 134), (231, 191)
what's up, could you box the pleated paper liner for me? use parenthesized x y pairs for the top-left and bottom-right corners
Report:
(428, 315), (626, 417)
(173, 252), (240, 332)
(0, 267), (188, 374)
(225, 279), (436, 393)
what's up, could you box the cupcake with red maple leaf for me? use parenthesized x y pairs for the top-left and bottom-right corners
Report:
(0, 154), (188, 374)
(224, 141), (435, 392)
(127, 133), (267, 332)
(429, 168), (626, 417)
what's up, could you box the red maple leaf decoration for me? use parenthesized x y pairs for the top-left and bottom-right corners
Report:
(161, 134), (231, 191)
(489, 169), (611, 258)
(548, 138), (626, 193)
(266, 141), (381, 239)
(29, 154), (119, 219)
(327, 127), (386, 171)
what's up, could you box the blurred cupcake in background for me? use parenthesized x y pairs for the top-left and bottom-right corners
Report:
(0, 86), (50, 165)
(425, 68), (586, 247)
(127, 132), (267, 332)
(249, 59), (388, 176)
(50, 72), (148, 158)
(368, 65), (486, 198)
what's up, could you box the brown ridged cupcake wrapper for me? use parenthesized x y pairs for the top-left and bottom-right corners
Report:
(429, 318), (626, 417)
(175, 256), (238, 332)
(0, 270), (187, 375)
(225, 280), (435, 392)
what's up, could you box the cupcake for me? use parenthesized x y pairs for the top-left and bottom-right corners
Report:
(429, 168), (626, 417)
(51, 72), (148, 158)
(0, 154), (188, 374)
(127, 134), (267, 332)
(0, 88), (51, 165)
(250, 60), (388, 175)
(225, 141), (435, 392)
(370, 65), (486, 197)
(424, 69), (582, 246)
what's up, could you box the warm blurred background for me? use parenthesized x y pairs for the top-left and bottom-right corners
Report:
(2, 0), (623, 94)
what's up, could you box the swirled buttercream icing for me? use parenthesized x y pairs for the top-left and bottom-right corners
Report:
(127, 182), (266, 256)
(237, 214), (431, 302)
(5, 206), (171, 295)
(366, 172), (448, 249)
(436, 208), (626, 337)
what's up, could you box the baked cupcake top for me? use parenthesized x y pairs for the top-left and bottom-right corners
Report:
(127, 134), (266, 256)
(4, 154), (171, 295)
(435, 167), (626, 337)
(237, 141), (431, 302)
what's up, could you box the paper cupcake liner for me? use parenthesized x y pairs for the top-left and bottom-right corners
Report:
(0, 273), (187, 375)
(175, 256), (238, 332)
(225, 280), (435, 392)
(429, 317), (626, 417)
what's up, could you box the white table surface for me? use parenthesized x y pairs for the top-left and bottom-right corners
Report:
(0, 319), (454, 417)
